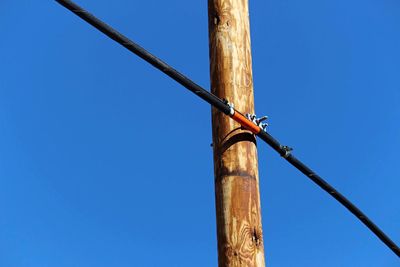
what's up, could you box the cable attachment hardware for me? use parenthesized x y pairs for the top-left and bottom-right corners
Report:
(245, 113), (269, 131)
(281, 145), (293, 158)
(223, 99), (235, 116)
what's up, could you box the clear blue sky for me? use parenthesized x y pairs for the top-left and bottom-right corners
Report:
(1, 0), (399, 266)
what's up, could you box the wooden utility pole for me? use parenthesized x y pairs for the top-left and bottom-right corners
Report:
(208, 0), (266, 266)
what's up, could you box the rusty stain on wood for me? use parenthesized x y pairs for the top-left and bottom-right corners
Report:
(208, 0), (266, 266)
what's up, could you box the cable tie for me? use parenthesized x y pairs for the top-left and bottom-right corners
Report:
(281, 145), (293, 158)
(223, 99), (235, 116)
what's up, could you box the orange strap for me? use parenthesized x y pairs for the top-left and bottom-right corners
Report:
(231, 111), (261, 134)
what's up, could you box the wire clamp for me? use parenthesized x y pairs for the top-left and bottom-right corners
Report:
(245, 113), (269, 131)
(223, 99), (235, 116)
(281, 145), (293, 158)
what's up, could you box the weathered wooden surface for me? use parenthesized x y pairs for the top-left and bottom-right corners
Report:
(208, 0), (266, 266)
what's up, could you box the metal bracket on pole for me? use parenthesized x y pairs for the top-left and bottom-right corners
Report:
(245, 113), (269, 131)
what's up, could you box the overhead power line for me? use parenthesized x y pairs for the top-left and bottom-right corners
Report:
(55, 0), (400, 258)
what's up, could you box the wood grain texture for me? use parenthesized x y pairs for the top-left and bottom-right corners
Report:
(208, 0), (266, 266)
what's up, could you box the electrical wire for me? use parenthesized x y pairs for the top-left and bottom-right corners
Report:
(55, 0), (400, 258)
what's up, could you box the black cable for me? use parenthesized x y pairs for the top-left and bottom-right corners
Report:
(55, 0), (400, 258)
(55, 0), (231, 116)
(257, 131), (400, 257)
